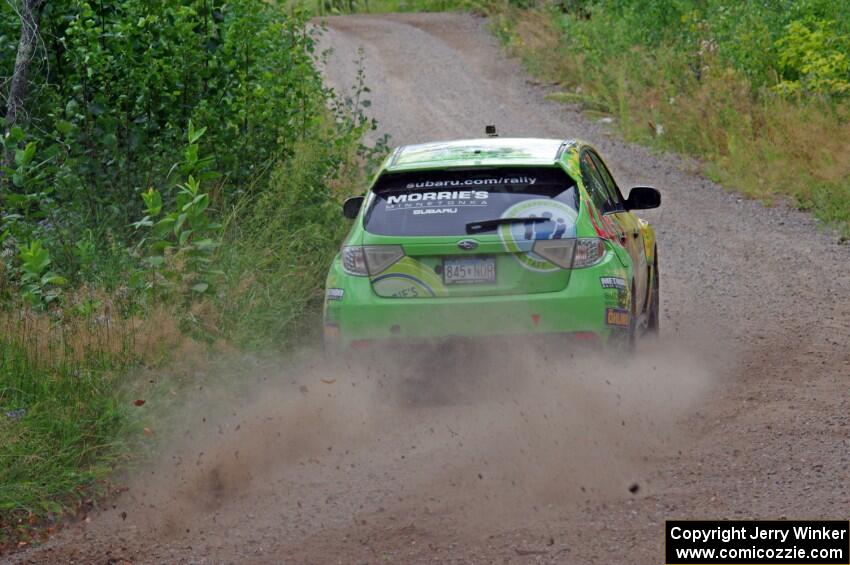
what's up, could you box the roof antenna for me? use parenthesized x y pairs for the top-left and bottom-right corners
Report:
(485, 125), (498, 137)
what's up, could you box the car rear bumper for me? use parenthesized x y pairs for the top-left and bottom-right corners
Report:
(324, 254), (629, 350)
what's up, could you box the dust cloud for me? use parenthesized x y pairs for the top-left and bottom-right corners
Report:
(107, 334), (718, 542)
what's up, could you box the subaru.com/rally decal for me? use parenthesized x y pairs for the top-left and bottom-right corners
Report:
(498, 199), (578, 272)
(382, 177), (539, 216)
(370, 257), (449, 298)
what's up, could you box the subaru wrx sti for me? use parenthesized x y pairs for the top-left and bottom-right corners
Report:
(323, 138), (661, 351)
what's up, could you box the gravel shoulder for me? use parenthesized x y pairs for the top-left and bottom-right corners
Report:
(7, 12), (850, 565)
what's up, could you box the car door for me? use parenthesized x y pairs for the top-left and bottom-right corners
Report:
(587, 150), (649, 313)
(579, 149), (628, 262)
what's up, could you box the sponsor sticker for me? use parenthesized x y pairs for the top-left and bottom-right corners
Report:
(326, 288), (344, 301)
(403, 177), (537, 189)
(600, 277), (627, 290)
(412, 208), (457, 215)
(498, 199), (578, 272)
(605, 308), (630, 327)
(385, 190), (489, 212)
(370, 257), (448, 298)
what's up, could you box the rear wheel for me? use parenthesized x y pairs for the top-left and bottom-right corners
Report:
(647, 249), (660, 335)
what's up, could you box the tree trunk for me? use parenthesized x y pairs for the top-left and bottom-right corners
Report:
(3, 0), (45, 171)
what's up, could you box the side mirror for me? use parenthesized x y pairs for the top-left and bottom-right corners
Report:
(342, 196), (364, 219)
(625, 186), (661, 210)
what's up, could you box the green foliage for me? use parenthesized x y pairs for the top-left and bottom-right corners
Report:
(775, 20), (850, 96)
(217, 139), (349, 347)
(17, 241), (66, 307)
(548, 0), (850, 95)
(131, 123), (222, 298)
(217, 55), (386, 347)
(0, 0), (383, 539)
(0, 0), (336, 288)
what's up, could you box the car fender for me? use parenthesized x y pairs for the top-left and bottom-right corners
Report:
(638, 218), (656, 265)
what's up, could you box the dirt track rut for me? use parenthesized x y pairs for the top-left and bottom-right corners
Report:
(8, 12), (850, 565)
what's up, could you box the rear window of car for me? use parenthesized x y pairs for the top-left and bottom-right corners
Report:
(363, 167), (579, 236)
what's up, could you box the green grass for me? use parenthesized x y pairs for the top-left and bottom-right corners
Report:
(0, 338), (131, 544)
(215, 138), (356, 349)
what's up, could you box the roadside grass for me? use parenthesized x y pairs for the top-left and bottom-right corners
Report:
(0, 291), (333, 549)
(0, 127), (375, 549)
(489, 3), (850, 238)
(0, 296), (199, 545)
(214, 137), (360, 349)
(0, 307), (136, 546)
(0, 360), (127, 541)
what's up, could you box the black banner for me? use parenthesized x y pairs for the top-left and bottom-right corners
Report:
(666, 520), (850, 564)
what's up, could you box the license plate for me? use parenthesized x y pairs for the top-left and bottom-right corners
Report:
(443, 257), (496, 285)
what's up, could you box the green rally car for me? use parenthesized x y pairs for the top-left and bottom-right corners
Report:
(323, 137), (661, 351)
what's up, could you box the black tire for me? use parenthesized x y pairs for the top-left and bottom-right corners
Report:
(647, 249), (660, 335)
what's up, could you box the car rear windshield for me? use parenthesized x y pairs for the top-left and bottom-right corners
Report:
(363, 167), (579, 236)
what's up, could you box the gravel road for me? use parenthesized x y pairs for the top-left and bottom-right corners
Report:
(8, 12), (850, 565)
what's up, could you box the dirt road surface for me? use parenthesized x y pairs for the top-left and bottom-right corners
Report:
(8, 13), (850, 565)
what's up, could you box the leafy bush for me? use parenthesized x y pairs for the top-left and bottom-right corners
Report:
(0, 0), (383, 539)
(775, 20), (850, 96)
(0, 0), (335, 288)
(131, 123), (222, 299)
(214, 55), (386, 347)
(16, 241), (66, 307)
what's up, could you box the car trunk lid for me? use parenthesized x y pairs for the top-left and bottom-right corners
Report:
(361, 166), (580, 298)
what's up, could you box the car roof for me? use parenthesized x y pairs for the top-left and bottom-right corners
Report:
(385, 138), (580, 172)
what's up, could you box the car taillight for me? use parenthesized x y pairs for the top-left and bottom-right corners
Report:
(342, 246), (368, 276)
(572, 238), (606, 268)
(341, 245), (404, 276)
(364, 245), (404, 274)
(531, 239), (576, 268)
(532, 238), (606, 269)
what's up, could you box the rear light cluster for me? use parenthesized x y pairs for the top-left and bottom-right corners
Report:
(342, 245), (404, 276)
(532, 238), (607, 269)
(571, 238), (607, 268)
(342, 239), (607, 276)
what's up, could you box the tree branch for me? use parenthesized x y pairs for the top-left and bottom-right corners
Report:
(3, 0), (46, 173)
